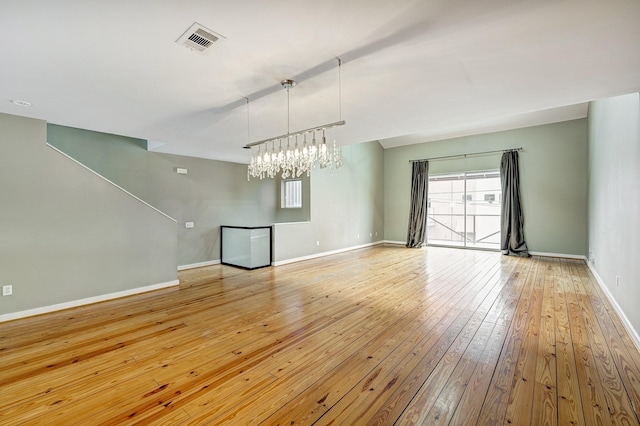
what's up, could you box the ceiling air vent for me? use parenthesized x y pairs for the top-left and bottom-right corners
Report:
(176, 22), (224, 54)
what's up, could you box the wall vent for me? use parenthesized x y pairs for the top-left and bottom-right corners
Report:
(176, 22), (224, 54)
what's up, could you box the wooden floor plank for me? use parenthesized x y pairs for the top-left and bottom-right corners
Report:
(503, 256), (544, 425)
(444, 321), (509, 426)
(553, 259), (585, 426)
(367, 259), (521, 425)
(285, 253), (506, 425)
(0, 246), (639, 425)
(562, 259), (612, 426)
(570, 261), (640, 424)
(531, 258), (559, 426)
(222, 251), (501, 425)
(475, 256), (537, 425)
(398, 317), (499, 425)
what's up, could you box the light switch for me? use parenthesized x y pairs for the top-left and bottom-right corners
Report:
(185, 221), (195, 228)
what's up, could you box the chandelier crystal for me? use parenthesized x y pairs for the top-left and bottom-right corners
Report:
(247, 123), (344, 180)
(245, 60), (345, 180)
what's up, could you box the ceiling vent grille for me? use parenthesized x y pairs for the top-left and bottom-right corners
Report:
(176, 22), (224, 54)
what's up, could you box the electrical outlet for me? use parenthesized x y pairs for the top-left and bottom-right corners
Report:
(369, 232), (372, 237)
(316, 241), (320, 246)
(185, 221), (195, 229)
(2, 285), (12, 296)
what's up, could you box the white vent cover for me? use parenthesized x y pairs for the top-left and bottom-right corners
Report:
(176, 22), (224, 53)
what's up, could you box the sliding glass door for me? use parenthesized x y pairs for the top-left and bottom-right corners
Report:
(427, 171), (501, 250)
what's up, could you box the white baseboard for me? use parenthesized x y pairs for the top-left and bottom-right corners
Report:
(529, 251), (587, 260)
(586, 261), (640, 352)
(380, 245), (587, 260)
(273, 241), (384, 266)
(0, 279), (179, 323)
(382, 240), (406, 246)
(178, 259), (220, 271)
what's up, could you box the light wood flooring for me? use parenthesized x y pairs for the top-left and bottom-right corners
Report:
(1, 246), (640, 425)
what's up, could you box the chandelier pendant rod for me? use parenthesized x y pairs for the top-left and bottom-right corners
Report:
(287, 84), (290, 134)
(338, 57), (342, 122)
(244, 96), (250, 145)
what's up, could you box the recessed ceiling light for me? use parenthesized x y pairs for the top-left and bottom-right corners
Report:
(12, 100), (32, 107)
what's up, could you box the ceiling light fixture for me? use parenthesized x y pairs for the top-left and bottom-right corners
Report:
(245, 58), (346, 180)
(12, 100), (32, 107)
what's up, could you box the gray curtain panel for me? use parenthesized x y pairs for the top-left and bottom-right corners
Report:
(406, 160), (429, 248)
(500, 151), (530, 256)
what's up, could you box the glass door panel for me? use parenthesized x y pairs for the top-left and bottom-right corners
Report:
(427, 171), (501, 250)
(465, 171), (501, 249)
(427, 174), (465, 247)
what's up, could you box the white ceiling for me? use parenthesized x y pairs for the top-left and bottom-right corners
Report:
(1, 0), (639, 163)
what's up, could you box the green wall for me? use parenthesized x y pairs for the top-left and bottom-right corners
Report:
(0, 114), (177, 318)
(3, 110), (596, 321)
(1, 118), (383, 318)
(384, 119), (588, 255)
(48, 124), (385, 267)
(274, 140), (385, 262)
(275, 175), (311, 223)
(588, 93), (640, 338)
(48, 124), (276, 268)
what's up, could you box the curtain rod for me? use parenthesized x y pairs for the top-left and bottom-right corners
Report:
(409, 147), (522, 163)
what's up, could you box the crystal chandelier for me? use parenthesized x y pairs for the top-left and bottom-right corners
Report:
(245, 60), (345, 180)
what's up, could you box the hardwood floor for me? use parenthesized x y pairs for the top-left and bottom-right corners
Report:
(1, 246), (640, 425)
